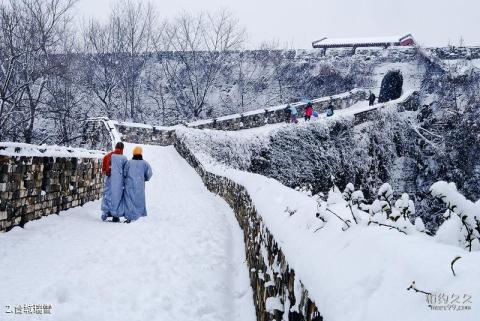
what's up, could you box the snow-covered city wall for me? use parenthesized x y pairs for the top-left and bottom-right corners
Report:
(115, 123), (176, 146)
(353, 90), (419, 124)
(79, 89), (366, 150)
(188, 89), (367, 131)
(0, 143), (104, 232)
(174, 129), (480, 321)
(173, 136), (322, 321)
(82, 118), (176, 148)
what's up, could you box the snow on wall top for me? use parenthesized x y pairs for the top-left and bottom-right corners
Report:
(179, 145), (480, 321)
(0, 142), (104, 158)
(187, 89), (364, 127)
(313, 34), (414, 47)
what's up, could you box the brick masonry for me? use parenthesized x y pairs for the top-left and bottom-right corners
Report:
(0, 155), (103, 232)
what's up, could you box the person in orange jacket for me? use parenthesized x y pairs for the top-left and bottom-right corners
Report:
(101, 142), (127, 222)
(123, 146), (153, 223)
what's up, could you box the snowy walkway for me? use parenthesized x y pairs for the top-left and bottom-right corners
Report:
(0, 145), (255, 321)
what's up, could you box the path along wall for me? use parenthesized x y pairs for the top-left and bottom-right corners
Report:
(187, 89), (366, 130)
(80, 89), (367, 150)
(174, 137), (322, 321)
(74, 91), (418, 320)
(81, 89), (417, 152)
(0, 144), (104, 232)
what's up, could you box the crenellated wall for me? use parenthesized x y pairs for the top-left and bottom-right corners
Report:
(0, 144), (104, 232)
(174, 138), (322, 321)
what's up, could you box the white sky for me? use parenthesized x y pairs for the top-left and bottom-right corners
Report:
(75, 0), (480, 48)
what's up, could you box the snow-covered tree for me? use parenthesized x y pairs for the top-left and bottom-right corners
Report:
(371, 183), (394, 219)
(0, 0), (76, 143)
(158, 9), (245, 119)
(430, 181), (480, 251)
(393, 193), (415, 221)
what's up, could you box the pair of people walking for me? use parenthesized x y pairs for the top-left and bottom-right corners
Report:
(101, 142), (153, 223)
(284, 102), (329, 123)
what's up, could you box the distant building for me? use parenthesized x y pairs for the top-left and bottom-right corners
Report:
(312, 34), (415, 51)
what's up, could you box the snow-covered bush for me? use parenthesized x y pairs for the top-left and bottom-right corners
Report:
(177, 128), (269, 170)
(368, 184), (419, 234)
(392, 193), (415, 221)
(430, 181), (480, 251)
(341, 183), (368, 224)
(370, 183), (394, 218)
(297, 184), (313, 197)
(342, 183), (355, 201)
(414, 217), (426, 233)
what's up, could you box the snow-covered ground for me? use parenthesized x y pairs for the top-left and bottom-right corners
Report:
(177, 133), (480, 321)
(0, 144), (255, 321)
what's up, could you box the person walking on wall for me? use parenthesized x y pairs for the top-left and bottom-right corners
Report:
(304, 102), (313, 121)
(289, 104), (298, 123)
(101, 142), (127, 222)
(284, 105), (292, 123)
(368, 91), (376, 106)
(123, 146), (153, 223)
(326, 104), (334, 117)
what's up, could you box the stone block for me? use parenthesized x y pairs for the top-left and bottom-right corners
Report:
(46, 185), (60, 193)
(25, 205), (35, 214)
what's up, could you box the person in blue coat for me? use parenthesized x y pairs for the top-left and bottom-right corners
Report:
(289, 105), (298, 123)
(101, 142), (127, 222)
(123, 146), (153, 223)
(326, 104), (334, 117)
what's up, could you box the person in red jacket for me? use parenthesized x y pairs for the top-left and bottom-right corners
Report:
(101, 142), (127, 222)
(304, 102), (313, 121)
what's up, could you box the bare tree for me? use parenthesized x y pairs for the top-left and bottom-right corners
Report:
(159, 9), (245, 119)
(143, 62), (175, 125)
(0, 0), (76, 142)
(111, 0), (157, 121)
(82, 19), (122, 118)
(81, 0), (158, 122)
(44, 25), (91, 145)
(258, 40), (293, 105)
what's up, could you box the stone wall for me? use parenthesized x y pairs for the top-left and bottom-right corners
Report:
(174, 138), (322, 321)
(189, 89), (367, 131)
(426, 46), (480, 60)
(81, 118), (116, 151)
(0, 147), (104, 232)
(115, 124), (175, 146)
(353, 91), (419, 125)
(80, 90), (366, 148)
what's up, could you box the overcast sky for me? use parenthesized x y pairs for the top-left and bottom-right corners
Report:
(75, 0), (480, 48)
